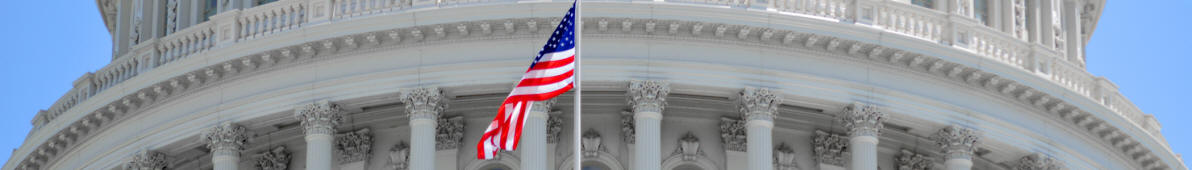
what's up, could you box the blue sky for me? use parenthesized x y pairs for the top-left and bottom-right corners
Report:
(0, 0), (1188, 167)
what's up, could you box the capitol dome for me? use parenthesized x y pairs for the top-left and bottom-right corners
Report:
(4, 0), (1183, 169)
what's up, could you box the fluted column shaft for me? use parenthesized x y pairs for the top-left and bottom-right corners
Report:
(295, 100), (342, 170)
(401, 87), (446, 170)
(204, 122), (248, 170)
(409, 113), (436, 170)
(635, 111), (662, 170)
(842, 103), (885, 170)
(521, 101), (554, 170)
(628, 80), (669, 170)
(746, 118), (773, 170)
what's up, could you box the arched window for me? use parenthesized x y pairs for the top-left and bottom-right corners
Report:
(672, 164), (705, 170)
(478, 163), (513, 170)
(582, 161), (612, 170)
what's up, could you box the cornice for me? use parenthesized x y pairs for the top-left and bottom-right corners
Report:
(13, 12), (1173, 170)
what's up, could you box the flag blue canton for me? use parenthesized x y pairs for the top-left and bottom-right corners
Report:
(531, 4), (576, 68)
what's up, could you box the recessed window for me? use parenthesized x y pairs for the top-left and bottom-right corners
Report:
(912, 0), (934, 9)
(202, 0), (218, 21)
(256, 0), (279, 6)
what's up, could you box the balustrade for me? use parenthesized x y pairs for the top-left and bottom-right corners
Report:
(238, 1), (307, 41)
(874, 2), (946, 43)
(772, 0), (852, 21)
(156, 22), (215, 66)
(966, 24), (1030, 69)
(332, 0), (406, 20)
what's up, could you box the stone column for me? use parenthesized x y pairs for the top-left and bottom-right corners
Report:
(400, 87), (446, 170)
(739, 87), (782, 170)
(203, 122), (248, 170)
(840, 103), (886, 170)
(1016, 153), (1064, 170)
(934, 125), (980, 170)
(521, 99), (555, 170)
(295, 100), (344, 170)
(628, 80), (670, 170)
(125, 151), (168, 170)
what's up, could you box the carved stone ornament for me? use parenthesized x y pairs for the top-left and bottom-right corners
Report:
(293, 100), (343, 135)
(547, 113), (563, 143)
(531, 98), (556, 114)
(621, 111), (635, 144)
(774, 143), (799, 170)
(812, 130), (849, 166)
(1016, 153), (1064, 170)
(628, 80), (670, 113)
(255, 146), (292, 170)
(129, 0), (143, 45)
(581, 129), (604, 158)
(203, 122), (249, 155)
(125, 151), (168, 170)
(840, 102), (886, 137)
(933, 125), (980, 160)
(400, 87), (446, 120)
(165, 0), (178, 34)
(673, 132), (703, 161)
(436, 116), (464, 150)
(720, 117), (747, 152)
(388, 141), (411, 170)
(335, 128), (373, 163)
(895, 149), (933, 170)
(739, 87), (782, 122)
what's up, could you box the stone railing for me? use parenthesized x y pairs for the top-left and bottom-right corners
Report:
(872, 2), (946, 43)
(237, 0), (308, 41)
(33, 0), (1154, 146)
(964, 22), (1031, 70)
(331, 0), (408, 20)
(156, 22), (216, 66)
(772, 0), (853, 21)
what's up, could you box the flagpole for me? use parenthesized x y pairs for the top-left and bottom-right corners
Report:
(572, 0), (583, 170)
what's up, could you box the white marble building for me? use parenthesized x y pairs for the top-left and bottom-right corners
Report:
(3, 0), (1183, 169)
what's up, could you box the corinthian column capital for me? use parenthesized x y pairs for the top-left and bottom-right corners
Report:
(203, 122), (249, 155)
(125, 151), (168, 170)
(840, 102), (886, 137)
(1017, 153), (1064, 170)
(933, 125), (980, 160)
(401, 87), (446, 120)
(739, 87), (782, 122)
(530, 98), (557, 114)
(294, 100), (344, 135)
(627, 80), (670, 113)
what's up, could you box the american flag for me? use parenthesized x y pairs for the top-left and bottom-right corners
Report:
(477, 4), (576, 160)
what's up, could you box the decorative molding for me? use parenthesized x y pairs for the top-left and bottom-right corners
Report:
(436, 116), (464, 150)
(933, 125), (980, 160)
(581, 129), (604, 158)
(125, 151), (168, 170)
(255, 146), (291, 170)
(547, 112), (564, 144)
(673, 132), (704, 161)
(895, 149), (933, 170)
(335, 128), (373, 163)
(1016, 153), (1064, 170)
(627, 80), (670, 113)
(21, 15), (1167, 169)
(294, 100), (343, 135)
(840, 102), (886, 137)
(621, 111), (635, 144)
(739, 87), (782, 122)
(388, 141), (410, 170)
(720, 117), (747, 152)
(401, 87), (446, 120)
(774, 143), (799, 170)
(202, 122), (248, 156)
(812, 130), (849, 166)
